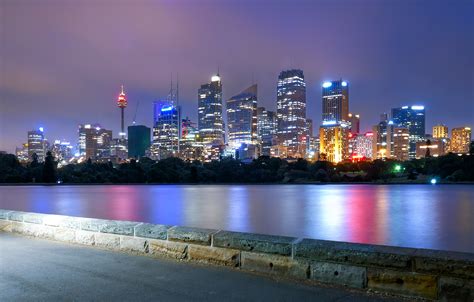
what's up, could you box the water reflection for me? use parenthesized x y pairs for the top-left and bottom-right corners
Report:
(0, 184), (473, 253)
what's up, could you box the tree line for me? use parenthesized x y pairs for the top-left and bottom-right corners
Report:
(0, 151), (473, 184)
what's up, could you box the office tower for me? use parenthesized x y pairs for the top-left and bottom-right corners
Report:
(15, 143), (29, 164)
(349, 132), (373, 160)
(322, 80), (349, 122)
(371, 114), (394, 159)
(198, 74), (224, 145)
(180, 117), (203, 161)
(110, 138), (128, 162)
(227, 84), (258, 149)
(392, 127), (410, 161)
(50, 140), (73, 163)
(348, 113), (360, 134)
(257, 107), (277, 156)
(416, 139), (444, 158)
(27, 128), (45, 162)
(319, 121), (351, 163)
(78, 124), (112, 160)
(450, 127), (472, 154)
(152, 104), (181, 159)
(391, 105), (425, 159)
(276, 69), (307, 158)
(128, 125), (151, 158)
(117, 85), (128, 138)
(433, 124), (448, 139)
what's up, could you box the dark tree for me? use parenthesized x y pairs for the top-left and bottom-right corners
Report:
(425, 139), (432, 158)
(42, 151), (57, 183)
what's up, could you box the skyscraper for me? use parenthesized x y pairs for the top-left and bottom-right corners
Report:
(348, 113), (360, 134)
(276, 69), (306, 158)
(128, 125), (151, 159)
(152, 104), (181, 159)
(117, 85), (128, 138)
(77, 124), (112, 160)
(27, 128), (45, 162)
(322, 80), (349, 122)
(319, 121), (351, 163)
(198, 74), (224, 145)
(392, 127), (410, 161)
(450, 127), (472, 154)
(226, 84), (258, 149)
(391, 105), (426, 159)
(433, 124), (448, 139)
(257, 107), (277, 156)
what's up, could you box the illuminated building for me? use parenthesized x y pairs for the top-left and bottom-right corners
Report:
(392, 127), (410, 161)
(270, 145), (288, 159)
(348, 113), (360, 134)
(322, 80), (349, 123)
(416, 139), (444, 158)
(78, 124), (112, 160)
(110, 138), (128, 162)
(15, 143), (29, 164)
(50, 140), (73, 164)
(372, 114), (393, 159)
(319, 121), (350, 163)
(349, 132), (373, 160)
(450, 127), (471, 154)
(27, 128), (45, 162)
(391, 105), (426, 159)
(227, 84), (258, 149)
(276, 69), (307, 158)
(151, 104), (181, 159)
(179, 117), (203, 161)
(306, 136), (320, 161)
(433, 124), (448, 139)
(198, 74), (224, 145)
(128, 125), (150, 159)
(257, 107), (277, 156)
(117, 85), (128, 138)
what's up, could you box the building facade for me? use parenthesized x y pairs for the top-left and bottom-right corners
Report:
(433, 124), (448, 139)
(128, 125), (151, 159)
(276, 69), (307, 158)
(319, 121), (350, 163)
(391, 105), (425, 159)
(322, 80), (349, 123)
(450, 127), (471, 154)
(152, 105), (181, 159)
(198, 75), (224, 145)
(257, 107), (277, 156)
(78, 124), (112, 160)
(348, 113), (360, 134)
(392, 127), (410, 161)
(27, 128), (45, 162)
(226, 84), (258, 149)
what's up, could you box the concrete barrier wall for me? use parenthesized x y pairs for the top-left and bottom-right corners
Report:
(0, 209), (472, 301)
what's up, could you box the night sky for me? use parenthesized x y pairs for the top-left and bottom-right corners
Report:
(1, 0), (473, 153)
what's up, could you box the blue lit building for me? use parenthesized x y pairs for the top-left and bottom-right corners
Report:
(276, 69), (307, 158)
(227, 84), (258, 149)
(322, 79), (349, 123)
(151, 104), (181, 159)
(391, 105), (426, 159)
(128, 125), (151, 159)
(198, 74), (224, 145)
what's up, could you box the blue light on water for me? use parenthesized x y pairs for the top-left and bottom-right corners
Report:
(431, 178), (437, 184)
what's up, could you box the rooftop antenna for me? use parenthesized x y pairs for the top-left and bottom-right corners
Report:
(132, 100), (140, 125)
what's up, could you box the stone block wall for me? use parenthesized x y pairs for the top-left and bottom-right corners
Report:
(0, 209), (472, 301)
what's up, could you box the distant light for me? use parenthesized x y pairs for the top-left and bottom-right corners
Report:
(402, 106), (409, 109)
(161, 106), (173, 112)
(322, 82), (332, 88)
(322, 120), (337, 126)
(430, 178), (437, 184)
(411, 105), (424, 110)
(39, 127), (44, 132)
(96, 127), (101, 131)
(119, 132), (126, 136)
(394, 165), (402, 172)
(84, 124), (91, 129)
(341, 81), (348, 87)
(365, 132), (374, 137)
(211, 75), (221, 82)
(388, 120), (394, 125)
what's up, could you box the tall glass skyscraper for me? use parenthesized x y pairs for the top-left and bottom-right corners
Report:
(27, 128), (45, 162)
(227, 84), (258, 149)
(128, 125), (150, 159)
(198, 74), (224, 145)
(391, 105), (426, 159)
(152, 104), (181, 159)
(257, 107), (277, 156)
(322, 80), (349, 122)
(276, 69), (306, 158)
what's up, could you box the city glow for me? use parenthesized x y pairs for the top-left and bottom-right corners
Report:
(211, 75), (221, 82)
(39, 127), (44, 132)
(322, 81), (332, 88)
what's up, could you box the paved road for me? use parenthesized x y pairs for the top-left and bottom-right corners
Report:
(0, 233), (403, 301)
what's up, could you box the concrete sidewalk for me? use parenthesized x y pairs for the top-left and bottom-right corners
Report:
(0, 233), (403, 301)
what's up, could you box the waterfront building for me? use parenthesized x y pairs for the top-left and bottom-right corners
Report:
(416, 139), (445, 158)
(348, 113), (360, 134)
(227, 84), (258, 149)
(78, 124), (112, 160)
(391, 105), (426, 159)
(392, 127), (410, 161)
(128, 125), (151, 159)
(322, 80), (349, 123)
(450, 127), (472, 154)
(151, 104), (181, 159)
(257, 107), (277, 156)
(276, 69), (307, 158)
(319, 121), (351, 163)
(433, 124), (448, 139)
(27, 128), (45, 162)
(198, 74), (224, 145)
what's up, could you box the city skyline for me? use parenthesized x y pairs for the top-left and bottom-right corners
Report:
(1, 0), (473, 153)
